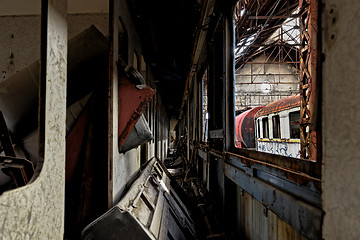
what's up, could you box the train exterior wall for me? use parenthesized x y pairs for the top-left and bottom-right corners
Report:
(256, 140), (300, 159)
(235, 106), (263, 148)
(256, 107), (301, 158)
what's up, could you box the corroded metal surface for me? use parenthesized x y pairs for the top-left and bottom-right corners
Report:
(235, 106), (263, 148)
(225, 161), (322, 240)
(299, 0), (320, 160)
(255, 94), (300, 118)
(236, 189), (308, 240)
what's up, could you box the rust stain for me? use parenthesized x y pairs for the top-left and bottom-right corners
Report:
(255, 94), (300, 118)
(226, 152), (321, 190)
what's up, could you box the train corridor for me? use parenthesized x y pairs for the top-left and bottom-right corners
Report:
(0, 0), (359, 239)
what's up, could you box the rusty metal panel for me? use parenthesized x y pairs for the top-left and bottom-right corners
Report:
(224, 161), (322, 240)
(118, 83), (154, 149)
(255, 94), (300, 118)
(236, 189), (307, 240)
(236, 106), (263, 148)
(227, 155), (321, 206)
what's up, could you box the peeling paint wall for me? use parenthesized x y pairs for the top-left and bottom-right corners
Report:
(322, 0), (360, 239)
(0, 15), (40, 82)
(0, 13), (108, 81)
(0, 1), (68, 239)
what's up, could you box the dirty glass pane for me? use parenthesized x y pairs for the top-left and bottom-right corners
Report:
(289, 111), (300, 139)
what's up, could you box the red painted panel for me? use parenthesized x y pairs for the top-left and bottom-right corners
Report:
(235, 106), (263, 148)
(118, 84), (154, 149)
(66, 106), (89, 182)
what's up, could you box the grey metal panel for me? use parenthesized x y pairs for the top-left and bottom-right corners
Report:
(227, 155), (322, 207)
(209, 129), (224, 139)
(224, 163), (323, 240)
(119, 114), (153, 153)
(236, 189), (307, 240)
(209, 150), (223, 159)
(87, 158), (198, 240)
(198, 149), (207, 160)
(255, 169), (321, 207)
(81, 209), (152, 240)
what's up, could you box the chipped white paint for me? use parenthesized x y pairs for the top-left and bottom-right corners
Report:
(322, 0), (360, 239)
(0, 1), (67, 239)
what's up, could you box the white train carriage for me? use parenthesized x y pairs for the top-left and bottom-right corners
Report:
(254, 94), (301, 158)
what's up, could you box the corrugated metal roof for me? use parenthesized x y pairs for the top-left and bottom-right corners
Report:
(255, 94), (300, 118)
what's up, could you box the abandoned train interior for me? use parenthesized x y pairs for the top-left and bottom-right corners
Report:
(0, 0), (359, 239)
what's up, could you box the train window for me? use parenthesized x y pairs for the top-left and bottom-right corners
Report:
(257, 119), (261, 139)
(262, 117), (269, 138)
(289, 111), (300, 139)
(201, 69), (208, 142)
(272, 115), (280, 138)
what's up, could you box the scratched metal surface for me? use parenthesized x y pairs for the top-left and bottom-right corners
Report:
(236, 189), (307, 240)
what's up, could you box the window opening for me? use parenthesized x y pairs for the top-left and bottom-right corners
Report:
(233, 0), (303, 156)
(262, 117), (269, 138)
(272, 115), (280, 138)
(289, 111), (300, 139)
(202, 69), (208, 142)
(257, 119), (261, 138)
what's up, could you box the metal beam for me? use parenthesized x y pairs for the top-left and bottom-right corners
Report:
(299, 0), (321, 162)
(227, 155), (321, 207)
(248, 14), (299, 20)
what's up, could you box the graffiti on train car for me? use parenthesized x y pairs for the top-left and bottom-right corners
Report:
(257, 140), (300, 158)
